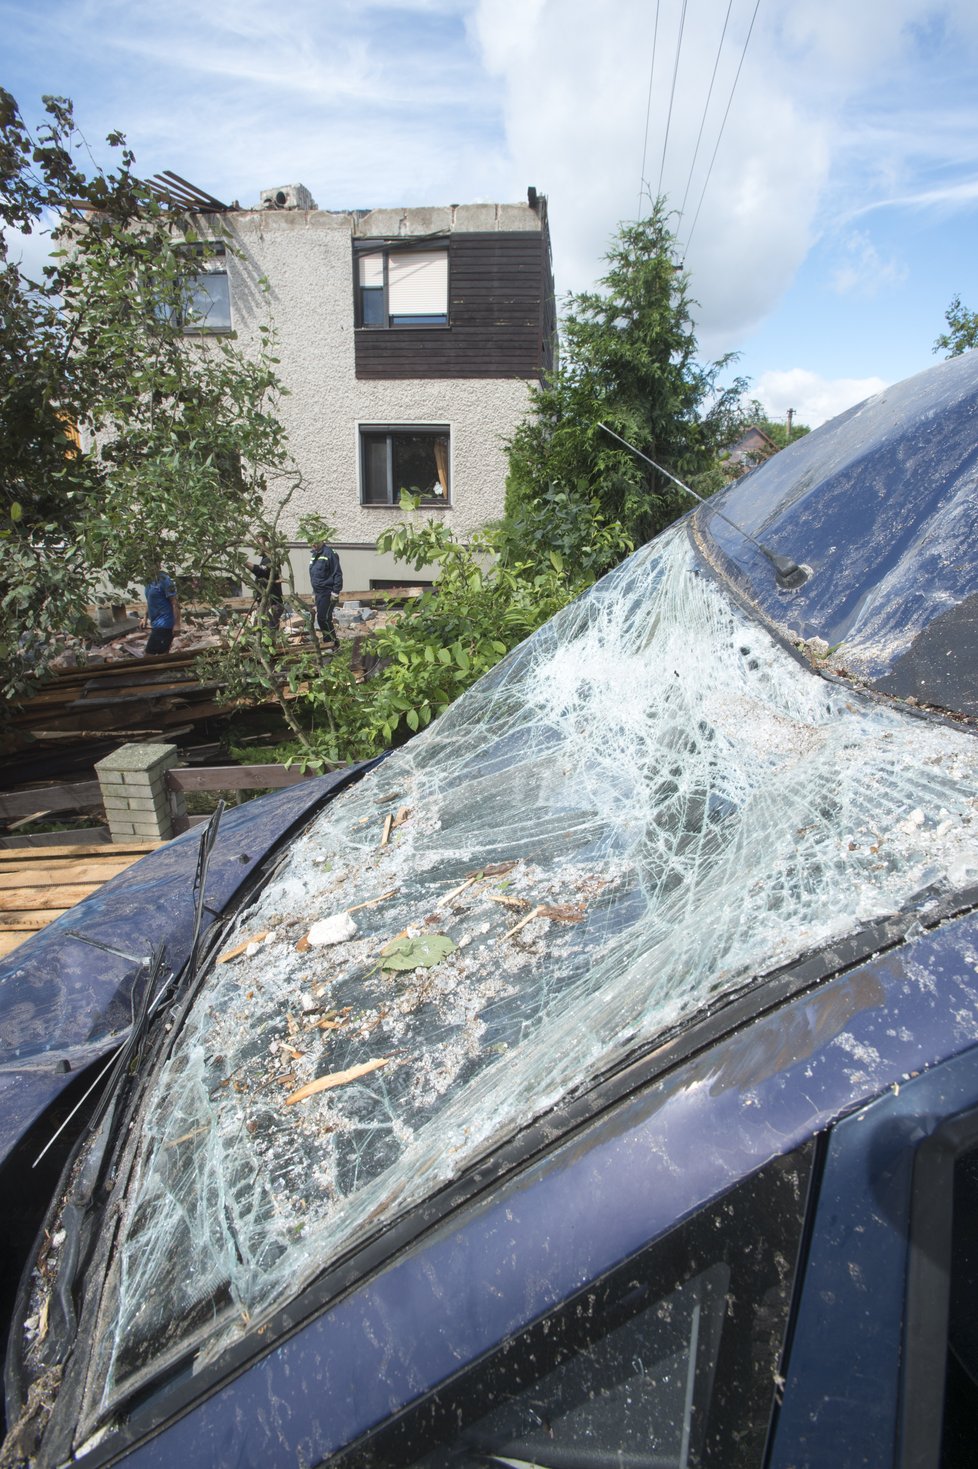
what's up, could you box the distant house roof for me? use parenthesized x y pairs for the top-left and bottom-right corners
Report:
(724, 425), (779, 467)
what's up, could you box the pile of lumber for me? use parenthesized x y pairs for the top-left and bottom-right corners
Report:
(4, 650), (229, 749)
(0, 650), (234, 789)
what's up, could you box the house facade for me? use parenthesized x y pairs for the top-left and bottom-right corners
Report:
(191, 187), (556, 592)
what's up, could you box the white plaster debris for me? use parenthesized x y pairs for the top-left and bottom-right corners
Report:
(306, 912), (359, 946)
(82, 525), (978, 1413)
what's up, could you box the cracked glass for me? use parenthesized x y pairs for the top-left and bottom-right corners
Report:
(71, 523), (978, 1419)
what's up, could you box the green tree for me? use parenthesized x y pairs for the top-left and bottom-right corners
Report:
(503, 200), (749, 578)
(0, 90), (295, 711)
(934, 294), (978, 357)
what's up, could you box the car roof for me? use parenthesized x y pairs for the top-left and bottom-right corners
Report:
(696, 350), (978, 717)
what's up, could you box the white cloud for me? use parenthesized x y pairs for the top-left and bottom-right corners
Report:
(469, 0), (978, 354)
(849, 174), (978, 217)
(830, 230), (908, 296)
(754, 368), (889, 428)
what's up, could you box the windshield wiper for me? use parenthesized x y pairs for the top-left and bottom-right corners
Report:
(32, 803), (227, 1172)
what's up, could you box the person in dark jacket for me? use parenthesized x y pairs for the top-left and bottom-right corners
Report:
(309, 541), (342, 647)
(250, 554), (284, 629)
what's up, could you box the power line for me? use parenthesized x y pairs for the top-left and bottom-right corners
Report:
(638, 0), (662, 218)
(675, 0), (734, 240)
(656, 0), (689, 201)
(681, 0), (761, 261)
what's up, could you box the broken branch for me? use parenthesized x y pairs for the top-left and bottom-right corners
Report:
(217, 931), (269, 964)
(284, 1056), (391, 1106)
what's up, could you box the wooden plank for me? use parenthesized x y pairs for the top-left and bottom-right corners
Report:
(0, 828), (110, 850)
(0, 932), (31, 957)
(0, 782), (103, 821)
(7, 811), (54, 830)
(0, 883), (103, 910)
(0, 841), (158, 861)
(168, 764), (317, 793)
(0, 859), (140, 887)
(65, 684), (222, 712)
(0, 910), (71, 930)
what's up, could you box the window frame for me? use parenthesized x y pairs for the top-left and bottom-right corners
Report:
(344, 1145), (816, 1468)
(354, 242), (450, 330)
(170, 241), (233, 336)
(358, 423), (452, 509)
(180, 269), (232, 335)
(900, 1102), (978, 1469)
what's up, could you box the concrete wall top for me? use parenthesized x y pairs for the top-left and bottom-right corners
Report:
(233, 202), (543, 237)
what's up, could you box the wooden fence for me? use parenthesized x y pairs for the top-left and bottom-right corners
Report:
(1, 763), (343, 847)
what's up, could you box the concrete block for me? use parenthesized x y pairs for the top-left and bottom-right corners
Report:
(112, 794), (170, 814)
(96, 742), (183, 842)
(101, 795), (139, 817)
(97, 743), (180, 777)
(132, 820), (167, 839)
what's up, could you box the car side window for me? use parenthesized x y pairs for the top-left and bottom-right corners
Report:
(902, 1106), (978, 1469)
(354, 1145), (814, 1469)
(942, 1148), (978, 1464)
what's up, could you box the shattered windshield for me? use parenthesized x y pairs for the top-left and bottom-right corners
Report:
(65, 524), (978, 1423)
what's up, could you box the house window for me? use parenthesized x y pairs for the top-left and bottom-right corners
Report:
(165, 242), (232, 334)
(356, 247), (449, 327)
(181, 270), (231, 332)
(360, 425), (451, 506)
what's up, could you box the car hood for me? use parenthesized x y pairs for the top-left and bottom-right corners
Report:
(0, 766), (372, 1167)
(696, 349), (978, 716)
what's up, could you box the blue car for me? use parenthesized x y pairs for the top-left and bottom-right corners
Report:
(4, 352), (978, 1467)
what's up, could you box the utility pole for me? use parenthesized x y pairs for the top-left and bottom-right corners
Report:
(786, 407), (795, 443)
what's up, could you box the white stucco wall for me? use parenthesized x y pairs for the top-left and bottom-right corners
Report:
(217, 204), (542, 590)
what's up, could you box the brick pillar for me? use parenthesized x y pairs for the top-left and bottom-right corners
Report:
(95, 743), (187, 842)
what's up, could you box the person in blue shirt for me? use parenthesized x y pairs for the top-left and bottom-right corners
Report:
(143, 571), (180, 656)
(309, 541), (342, 648)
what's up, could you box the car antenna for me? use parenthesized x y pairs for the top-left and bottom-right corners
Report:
(598, 423), (812, 590)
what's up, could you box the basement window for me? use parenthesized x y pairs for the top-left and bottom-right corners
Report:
(356, 246), (449, 328)
(360, 424), (451, 506)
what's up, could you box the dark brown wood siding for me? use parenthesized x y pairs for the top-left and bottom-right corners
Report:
(355, 233), (554, 381)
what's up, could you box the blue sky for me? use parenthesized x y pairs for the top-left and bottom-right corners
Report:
(3, 0), (978, 426)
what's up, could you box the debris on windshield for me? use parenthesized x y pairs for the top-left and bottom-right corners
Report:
(284, 1057), (391, 1105)
(217, 930), (269, 964)
(305, 913), (358, 947)
(379, 934), (456, 970)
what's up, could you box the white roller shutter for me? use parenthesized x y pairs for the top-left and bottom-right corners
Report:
(358, 253), (384, 288)
(388, 251), (447, 317)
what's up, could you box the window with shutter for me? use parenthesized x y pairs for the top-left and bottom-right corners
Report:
(355, 245), (449, 328)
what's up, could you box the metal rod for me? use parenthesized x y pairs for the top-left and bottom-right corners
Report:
(598, 423), (811, 588)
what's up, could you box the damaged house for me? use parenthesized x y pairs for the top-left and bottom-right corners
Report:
(174, 181), (556, 590)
